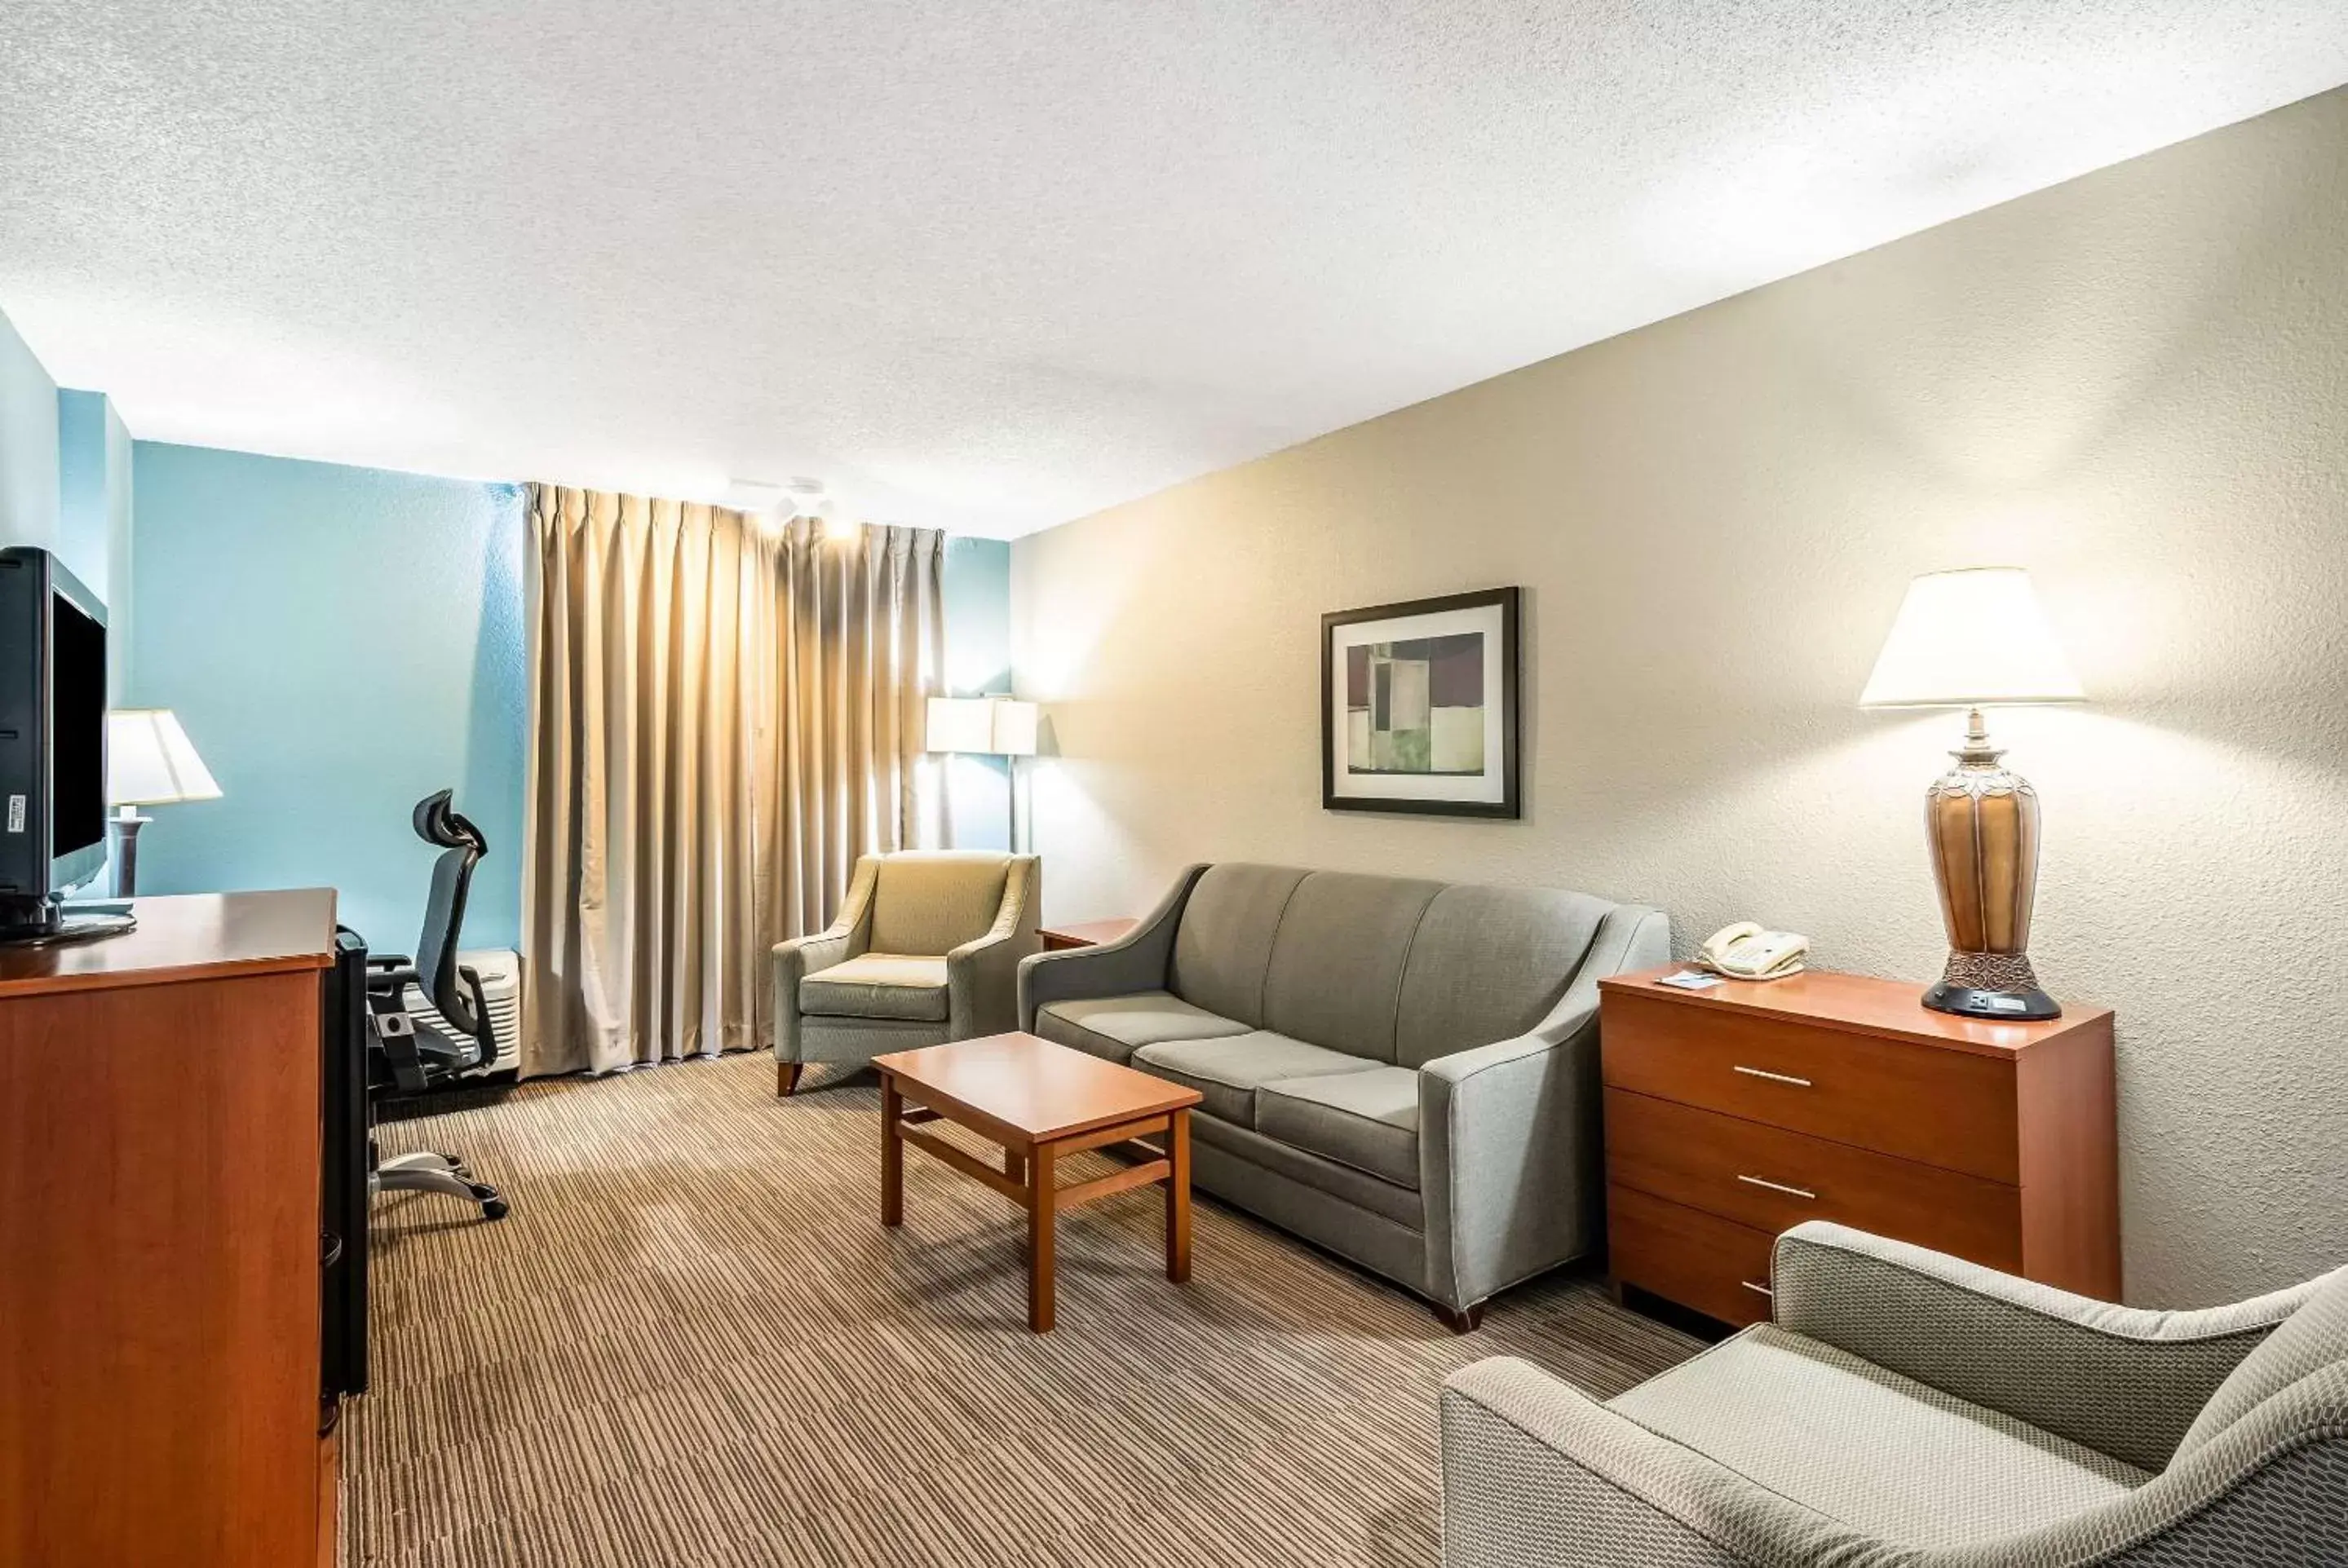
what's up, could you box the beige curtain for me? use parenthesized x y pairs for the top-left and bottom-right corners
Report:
(520, 486), (945, 1076)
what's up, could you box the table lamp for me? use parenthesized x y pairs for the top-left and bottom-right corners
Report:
(1859, 568), (2085, 1021)
(926, 696), (1040, 850)
(105, 709), (222, 897)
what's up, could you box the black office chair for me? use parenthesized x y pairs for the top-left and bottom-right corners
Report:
(365, 789), (508, 1220)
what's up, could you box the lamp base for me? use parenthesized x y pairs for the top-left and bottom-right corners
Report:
(1923, 950), (2061, 1022)
(1923, 980), (2061, 1022)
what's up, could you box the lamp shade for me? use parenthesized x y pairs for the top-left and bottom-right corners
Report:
(926, 696), (1039, 757)
(988, 700), (1039, 757)
(926, 696), (997, 753)
(106, 709), (223, 806)
(1859, 568), (2086, 709)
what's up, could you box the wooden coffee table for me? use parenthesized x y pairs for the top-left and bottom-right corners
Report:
(870, 1031), (1203, 1332)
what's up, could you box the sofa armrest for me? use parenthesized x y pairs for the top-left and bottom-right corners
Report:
(1772, 1222), (2325, 1472)
(948, 855), (1041, 1038)
(771, 857), (878, 1062)
(1016, 863), (1206, 1028)
(1440, 1357), (1868, 1568)
(1417, 904), (1670, 1310)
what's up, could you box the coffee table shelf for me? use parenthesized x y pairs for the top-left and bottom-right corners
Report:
(872, 1031), (1204, 1332)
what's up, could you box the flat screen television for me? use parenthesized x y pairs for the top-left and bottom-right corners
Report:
(0, 546), (108, 939)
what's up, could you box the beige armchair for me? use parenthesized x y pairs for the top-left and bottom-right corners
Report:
(772, 850), (1040, 1093)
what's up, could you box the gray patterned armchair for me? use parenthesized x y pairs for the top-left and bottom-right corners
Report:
(1442, 1221), (2348, 1566)
(772, 850), (1040, 1093)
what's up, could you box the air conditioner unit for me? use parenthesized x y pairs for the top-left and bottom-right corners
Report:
(401, 948), (522, 1078)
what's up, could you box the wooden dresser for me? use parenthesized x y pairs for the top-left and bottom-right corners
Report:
(0, 890), (343, 1568)
(1598, 965), (2118, 1328)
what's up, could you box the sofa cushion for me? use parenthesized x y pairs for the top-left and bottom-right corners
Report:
(868, 852), (1009, 956)
(1169, 864), (1307, 1027)
(1131, 1031), (1378, 1126)
(1395, 884), (1610, 1066)
(1255, 1067), (1420, 1189)
(1261, 871), (1444, 1062)
(1608, 1325), (2150, 1548)
(799, 953), (950, 1022)
(1033, 992), (1250, 1064)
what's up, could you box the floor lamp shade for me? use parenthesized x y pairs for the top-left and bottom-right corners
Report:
(1861, 569), (2084, 1021)
(925, 697), (1041, 850)
(104, 709), (221, 898)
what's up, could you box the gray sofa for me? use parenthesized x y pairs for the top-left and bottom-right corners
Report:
(773, 850), (1041, 1094)
(1016, 863), (1669, 1326)
(1442, 1220), (2348, 1566)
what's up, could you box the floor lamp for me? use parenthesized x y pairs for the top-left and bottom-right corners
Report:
(926, 696), (1041, 852)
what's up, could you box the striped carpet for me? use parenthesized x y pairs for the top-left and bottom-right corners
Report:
(351, 1050), (1695, 1567)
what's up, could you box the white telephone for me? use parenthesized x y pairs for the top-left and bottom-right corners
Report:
(1696, 922), (1809, 982)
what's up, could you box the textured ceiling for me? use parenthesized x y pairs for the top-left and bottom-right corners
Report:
(3, 3), (2346, 538)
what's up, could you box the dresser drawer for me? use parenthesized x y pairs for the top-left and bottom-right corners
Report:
(1603, 1089), (2024, 1272)
(1601, 991), (2019, 1182)
(1607, 1184), (1778, 1328)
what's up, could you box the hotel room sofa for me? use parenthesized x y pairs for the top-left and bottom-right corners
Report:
(1441, 1221), (2348, 1566)
(773, 850), (1041, 1094)
(1016, 862), (1669, 1325)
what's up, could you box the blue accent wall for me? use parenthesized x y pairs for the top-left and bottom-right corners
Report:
(942, 536), (1014, 850)
(128, 444), (528, 952)
(58, 389), (134, 691)
(0, 306), (60, 554)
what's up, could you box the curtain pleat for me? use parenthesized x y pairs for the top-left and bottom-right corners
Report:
(521, 488), (944, 1076)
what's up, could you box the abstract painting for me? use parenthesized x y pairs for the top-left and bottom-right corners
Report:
(1322, 587), (1519, 817)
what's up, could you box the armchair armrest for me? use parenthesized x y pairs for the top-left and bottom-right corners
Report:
(771, 857), (879, 1062)
(1772, 1221), (2324, 1472)
(947, 855), (1041, 1039)
(1440, 1357), (1870, 1568)
(1418, 905), (1669, 1310)
(1016, 864), (1206, 1029)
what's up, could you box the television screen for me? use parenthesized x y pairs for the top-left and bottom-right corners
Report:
(51, 590), (106, 864)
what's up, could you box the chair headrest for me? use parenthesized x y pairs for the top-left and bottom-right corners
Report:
(412, 788), (488, 855)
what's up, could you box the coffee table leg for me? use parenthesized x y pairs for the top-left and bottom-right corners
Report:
(1028, 1140), (1057, 1332)
(880, 1074), (904, 1228)
(1165, 1109), (1192, 1283)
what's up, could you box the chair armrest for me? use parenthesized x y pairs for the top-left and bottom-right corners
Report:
(1440, 1357), (1870, 1568)
(1772, 1222), (2325, 1472)
(771, 857), (879, 1062)
(947, 855), (1041, 1038)
(1016, 863), (1205, 1028)
(1417, 904), (1670, 1310)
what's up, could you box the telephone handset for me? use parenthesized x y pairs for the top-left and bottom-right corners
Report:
(1696, 921), (1809, 982)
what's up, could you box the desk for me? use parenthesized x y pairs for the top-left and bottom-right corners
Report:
(0, 890), (341, 1568)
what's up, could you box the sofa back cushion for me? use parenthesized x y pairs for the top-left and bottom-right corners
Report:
(1170, 864), (1307, 1027)
(869, 852), (1010, 956)
(1262, 871), (1444, 1062)
(2173, 1265), (2348, 1465)
(1395, 886), (1612, 1067)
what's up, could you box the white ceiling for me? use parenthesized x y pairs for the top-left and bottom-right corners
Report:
(3, 3), (2346, 539)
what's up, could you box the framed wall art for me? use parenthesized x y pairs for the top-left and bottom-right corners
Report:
(1321, 586), (1519, 818)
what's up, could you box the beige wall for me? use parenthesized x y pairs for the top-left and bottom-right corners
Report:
(1012, 86), (2348, 1308)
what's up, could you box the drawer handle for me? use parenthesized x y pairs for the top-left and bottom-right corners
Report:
(1736, 1174), (1817, 1200)
(1740, 1280), (1775, 1298)
(1733, 1065), (1812, 1088)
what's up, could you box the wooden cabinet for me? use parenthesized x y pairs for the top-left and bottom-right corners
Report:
(1598, 966), (2119, 1328)
(0, 891), (341, 1568)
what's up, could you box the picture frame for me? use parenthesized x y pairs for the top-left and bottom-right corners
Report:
(1321, 586), (1520, 818)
